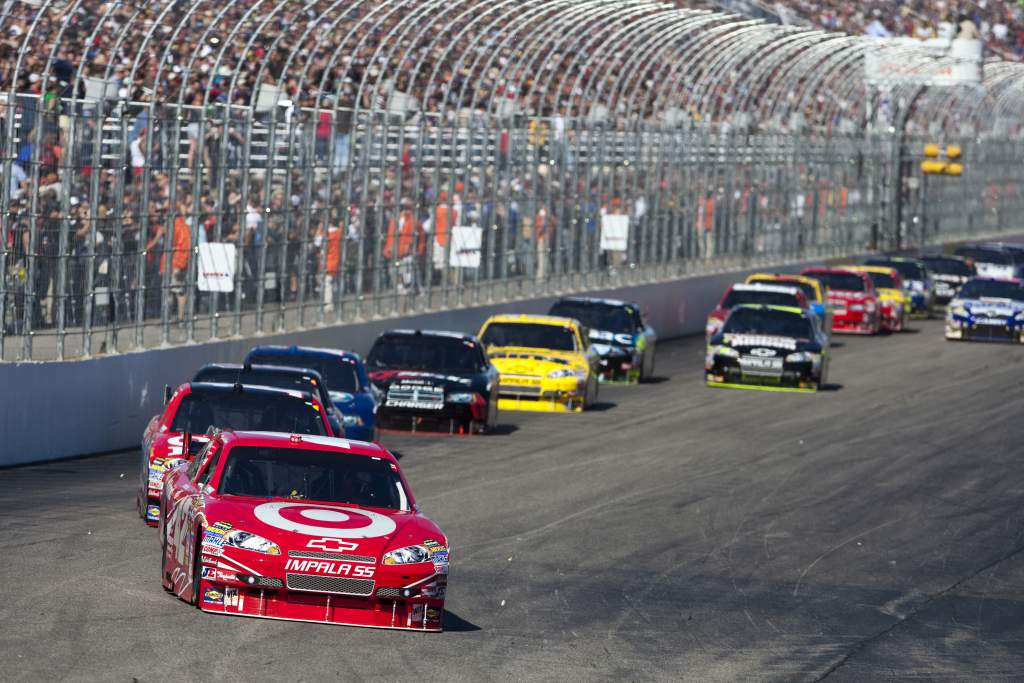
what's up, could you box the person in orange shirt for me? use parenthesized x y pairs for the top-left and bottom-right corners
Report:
(161, 202), (193, 322)
(321, 222), (342, 311)
(384, 199), (422, 293)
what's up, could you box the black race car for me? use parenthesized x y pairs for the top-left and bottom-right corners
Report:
(192, 362), (346, 438)
(705, 304), (830, 393)
(547, 297), (657, 383)
(920, 254), (975, 306)
(366, 329), (500, 434)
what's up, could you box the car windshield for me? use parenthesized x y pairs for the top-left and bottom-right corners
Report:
(811, 272), (865, 292)
(246, 353), (360, 393)
(548, 302), (635, 334)
(721, 307), (813, 339)
(958, 279), (1024, 301)
(170, 392), (326, 435)
(722, 289), (800, 309)
(195, 368), (327, 403)
(367, 336), (481, 372)
(867, 259), (924, 281)
(749, 278), (818, 302)
(923, 257), (973, 277)
(956, 247), (1014, 266)
(481, 322), (577, 351)
(865, 272), (898, 289)
(218, 446), (408, 510)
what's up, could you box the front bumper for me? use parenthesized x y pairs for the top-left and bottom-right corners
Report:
(879, 302), (904, 332)
(378, 401), (485, 434)
(705, 360), (819, 392)
(497, 375), (583, 412)
(908, 291), (932, 317)
(196, 553), (446, 631)
(831, 310), (879, 334)
(946, 317), (1022, 342)
(597, 350), (640, 384)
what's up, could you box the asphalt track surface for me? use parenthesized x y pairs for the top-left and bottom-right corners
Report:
(2, 319), (1024, 682)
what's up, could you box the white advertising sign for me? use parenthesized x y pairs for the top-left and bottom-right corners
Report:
(197, 242), (236, 292)
(600, 214), (630, 252)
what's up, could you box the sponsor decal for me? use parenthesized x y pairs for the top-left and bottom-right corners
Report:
(284, 558), (375, 578)
(385, 399), (445, 410)
(216, 570), (238, 582)
(146, 505), (161, 521)
(224, 587), (241, 608)
(589, 329), (635, 346)
(253, 502), (397, 538)
(749, 348), (776, 357)
(201, 554), (220, 565)
(201, 566), (217, 580)
(723, 334), (797, 350)
(307, 538), (359, 552)
(202, 522), (233, 549)
(202, 588), (224, 605)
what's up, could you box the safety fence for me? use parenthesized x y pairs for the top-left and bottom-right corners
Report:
(3, 1), (1024, 361)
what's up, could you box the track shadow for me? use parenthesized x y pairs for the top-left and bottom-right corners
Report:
(819, 383), (844, 392)
(900, 327), (922, 334)
(828, 341), (845, 349)
(642, 376), (671, 384)
(588, 401), (617, 412)
(442, 610), (482, 632)
(488, 424), (519, 436)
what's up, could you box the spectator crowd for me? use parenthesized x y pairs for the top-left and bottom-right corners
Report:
(0, 0), (1020, 349)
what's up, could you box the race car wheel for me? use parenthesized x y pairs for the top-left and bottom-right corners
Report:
(583, 373), (598, 410)
(641, 349), (655, 381)
(160, 528), (173, 592)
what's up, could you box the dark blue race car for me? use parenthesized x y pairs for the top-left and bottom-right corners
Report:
(244, 345), (379, 441)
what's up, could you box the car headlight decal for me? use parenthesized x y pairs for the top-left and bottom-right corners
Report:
(223, 529), (282, 555)
(382, 545), (431, 565)
(547, 368), (576, 379)
(446, 392), (476, 403)
(342, 414), (365, 427)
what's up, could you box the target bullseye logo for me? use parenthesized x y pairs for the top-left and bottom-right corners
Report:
(253, 502), (396, 538)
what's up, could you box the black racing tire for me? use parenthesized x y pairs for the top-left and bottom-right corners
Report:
(583, 373), (598, 410)
(641, 349), (655, 382)
(160, 527), (173, 592)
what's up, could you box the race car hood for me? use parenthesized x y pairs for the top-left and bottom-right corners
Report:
(369, 369), (474, 392)
(932, 272), (968, 284)
(487, 346), (586, 375)
(202, 497), (448, 563)
(874, 288), (905, 304)
(954, 297), (1024, 317)
(828, 289), (873, 303)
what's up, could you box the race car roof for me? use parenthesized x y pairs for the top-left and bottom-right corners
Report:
(729, 283), (801, 295)
(217, 430), (390, 456)
(194, 362), (327, 383)
(733, 303), (807, 316)
(556, 296), (633, 308)
(839, 264), (900, 277)
(385, 329), (478, 342)
(187, 382), (316, 402)
(484, 313), (579, 327)
(246, 345), (362, 363)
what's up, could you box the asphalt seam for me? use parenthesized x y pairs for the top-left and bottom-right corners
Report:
(814, 539), (1024, 681)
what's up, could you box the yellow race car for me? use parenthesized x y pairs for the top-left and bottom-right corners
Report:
(478, 314), (600, 412)
(839, 265), (908, 333)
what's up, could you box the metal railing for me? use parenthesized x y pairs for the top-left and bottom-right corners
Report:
(2, 1), (1024, 361)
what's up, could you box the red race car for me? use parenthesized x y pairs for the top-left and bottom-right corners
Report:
(158, 430), (449, 631)
(802, 267), (882, 335)
(138, 383), (336, 526)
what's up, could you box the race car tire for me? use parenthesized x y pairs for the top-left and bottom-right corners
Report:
(641, 349), (655, 382)
(583, 373), (598, 409)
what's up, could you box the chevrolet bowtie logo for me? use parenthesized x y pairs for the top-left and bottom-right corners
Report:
(307, 538), (359, 552)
